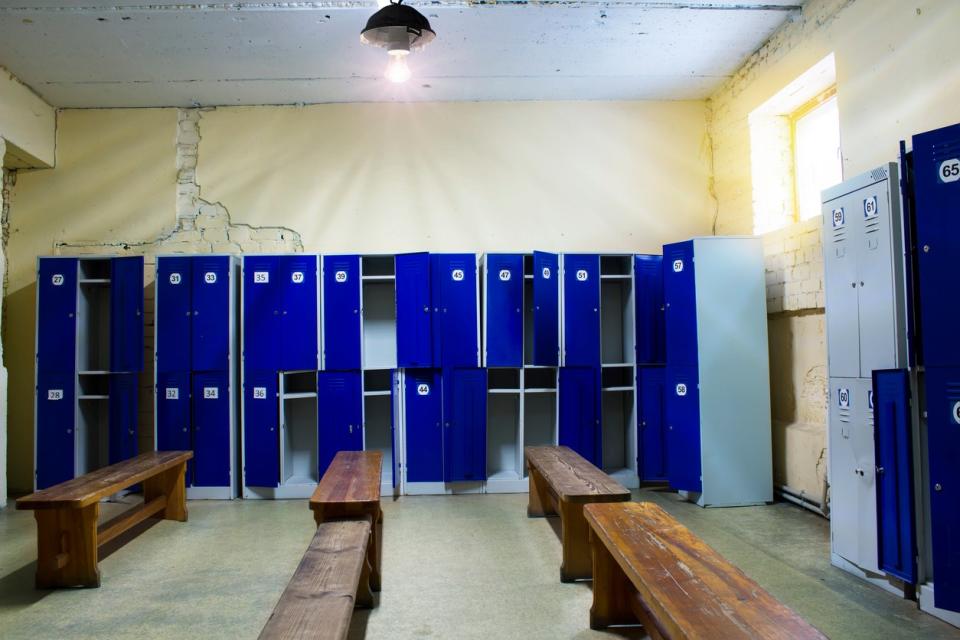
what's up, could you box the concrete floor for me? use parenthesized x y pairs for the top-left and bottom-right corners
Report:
(1, 489), (958, 640)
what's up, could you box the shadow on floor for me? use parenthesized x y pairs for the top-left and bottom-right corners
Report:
(0, 561), (48, 608)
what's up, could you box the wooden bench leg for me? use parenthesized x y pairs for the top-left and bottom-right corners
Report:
(559, 501), (591, 582)
(589, 527), (636, 629)
(527, 465), (554, 518)
(34, 504), (101, 589)
(368, 507), (383, 592)
(356, 551), (375, 609)
(144, 461), (188, 522)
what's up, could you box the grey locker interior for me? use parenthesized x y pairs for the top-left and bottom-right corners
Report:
(76, 393), (110, 476)
(280, 371), (318, 486)
(362, 256), (397, 370)
(522, 367), (557, 477)
(600, 255), (635, 366)
(363, 369), (393, 485)
(77, 265), (111, 373)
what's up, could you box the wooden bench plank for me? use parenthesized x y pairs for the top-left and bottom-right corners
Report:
(585, 502), (827, 639)
(259, 519), (374, 640)
(525, 446), (629, 503)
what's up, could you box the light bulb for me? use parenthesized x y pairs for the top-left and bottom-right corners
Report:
(385, 51), (411, 84)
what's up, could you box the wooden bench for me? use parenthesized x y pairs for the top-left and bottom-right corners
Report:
(525, 445), (630, 582)
(309, 450), (383, 591)
(16, 450), (192, 589)
(584, 502), (828, 639)
(258, 518), (374, 640)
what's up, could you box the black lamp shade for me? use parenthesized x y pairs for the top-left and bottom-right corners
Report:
(360, 2), (436, 50)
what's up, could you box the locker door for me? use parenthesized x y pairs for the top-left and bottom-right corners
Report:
(663, 242), (698, 368)
(108, 373), (138, 464)
(872, 369), (916, 583)
(855, 378), (880, 573)
(828, 379), (859, 566)
(532, 251), (560, 367)
(322, 255), (361, 370)
(857, 185), (900, 376)
(404, 369), (443, 482)
(280, 255), (319, 371)
(442, 368), (487, 482)
(562, 254), (601, 366)
(156, 257), (192, 373)
(558, 367), (601, 467)
(637, 366), (667, 482)
(396, 253), (433, 368)
(36, 371), (76, 489)
(823, 198), (861, 378)
(192, 371), (231, 488)
(191, 256), (232, 372)
(634, 255), (665, 365)
(664, 365), (701, 493)
(243, 370), (279, 488)
(109, 257), (144, 373)
(37, 257), (78, 373)
(243, 257), (281, 371)
(156, 371), (192, 483)
(484, 254), (523, 367)
(925, 367), (960, 612)
(317, 371), (363, 477)
(433, 254), (479, 367)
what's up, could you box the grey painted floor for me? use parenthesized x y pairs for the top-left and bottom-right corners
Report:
(1, 489), (958, 639)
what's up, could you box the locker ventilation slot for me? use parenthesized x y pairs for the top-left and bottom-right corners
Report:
(869, 168), (888, 183)
(931, 139), (960, 163)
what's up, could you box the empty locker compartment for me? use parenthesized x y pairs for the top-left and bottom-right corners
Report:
(76, 394), (110, 476)
(362, 256), (397, 370)
(77, 278), (111, 373)
(280, 371), (318, 487)
(600, 256), (635, 366)
(523, 367), (557, 477)
(363, 369), (394, 488)
(601, 365), (637, 486)
(487, 368), (523, 491)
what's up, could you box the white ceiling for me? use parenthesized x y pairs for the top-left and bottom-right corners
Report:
(0, 1), (803, 108)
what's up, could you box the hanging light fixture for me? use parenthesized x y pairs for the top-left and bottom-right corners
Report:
(360, 0), (435, 84)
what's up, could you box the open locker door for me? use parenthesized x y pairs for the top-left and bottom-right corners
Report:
(531, 251), (559, 366)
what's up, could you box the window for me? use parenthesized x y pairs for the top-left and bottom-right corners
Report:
(793, 92), (842, 222)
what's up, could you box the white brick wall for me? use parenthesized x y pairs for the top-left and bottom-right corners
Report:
(763, 217), (825, 314)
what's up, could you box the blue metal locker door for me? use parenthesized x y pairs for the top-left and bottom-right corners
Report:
(404, 369), (443, 482)
(665, 365), (702, 493)
(192, 371), (231, 487)
(243, 256), (281, 372)
(191, 256), (231, 372)
(323, 255), (361, 370)
(663, 242), (698, 367)
(37, 257), (78, 373)
(156, 371), (192, 483)
(317, 371), (363, 478)
(925, 367), (960, 611)
(243, 370), (279, 487)
(912, 124), (960, 368)
(634, 255), (665, 365)
(433, 254), (479, 368)
(638, 366), (667, 483)
(108, 373), (138, 464)
(280, 255), (319, 371)
(872, 369), (916, 584)
(109, 257), (144, 373)
(442, 368), (487, 482)
(558, 367), (601, 467)
(485, 254), (523, 367)
(36, 371), (76, 489)
(156, 257), (191, 373)
(396, 253), (433, 368)
(562, 254), (601, 366)
(532, 251), (560, 366)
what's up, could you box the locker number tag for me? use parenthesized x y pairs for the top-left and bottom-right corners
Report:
(940, 158), (960, 183)
(291, 271), (304, 284)
(542, 267), (551, 279)
(254, 271), (270, 284)
(451, 269), (465, 282)
(863, 196), (878, 219)
(832, 208), (845, 228)
(204, 272), (217, 284)
(576, 269), (588, 282)
(253, 386), (267, 399)
(675, 383), (687, 397)
(47, 389), (64, 401)
(165, 387), (179, 400)
(335, 270), (348, 283)
(203, 387), (219, 399)
(417, 383), (430, 396)
(672, 260), (683, 273)
(51, 274), (65, 286)
(838, 387), (850, 409)
(498, 269), (511, 282)
(952, 401), (960, 425)
(169, 273), (182, 285)
(868, 390), (874, 410)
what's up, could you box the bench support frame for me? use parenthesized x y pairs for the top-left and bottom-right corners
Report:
(527, 463), (594, 582)
(312, 504), (383, 593)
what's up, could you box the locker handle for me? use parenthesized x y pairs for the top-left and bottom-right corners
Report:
(423, 306), (429, 312)
(876, 466), (885, 475)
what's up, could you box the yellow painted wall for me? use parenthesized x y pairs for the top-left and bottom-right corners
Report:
(0, 66), (56, 168)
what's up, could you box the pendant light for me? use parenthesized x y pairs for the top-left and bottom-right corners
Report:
(360, 0), (436, 84)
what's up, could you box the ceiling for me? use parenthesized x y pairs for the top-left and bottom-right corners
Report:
(0, 1), (803, 108)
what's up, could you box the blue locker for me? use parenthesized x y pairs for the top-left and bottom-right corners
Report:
(432, 254), (479, 368)
(663, 242), (698, 367)
(396, 253), (433, 368)
(317, 371), (363, 477)
(562, 254), (600, 366)
(485, 254), (523, 367)
(442, 368), (487, 482)
(108, 373), (138, 464)
(532, 251), (560, 366)
(36, 257), (78, 373)
(280, 255), (318, 371)
(192, 371), (231, 487)
(243, 370), (279, 487)
(156, 257), (192, 373)
(191, 256), (232, 372)
(109, 257), (144, 373)
(665, 365), (702, 493)
(35, 371), (75, 489)
(872, 369), (917, 584)
(243, 256), (281, 371)
(156, 371), (191, 466)
(404, 369), (443, 482)
(558, 367), (601, 467)
(323, 255), (362, 370)
(634, 255), (665, 365)
(637, 366), (667, 482)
